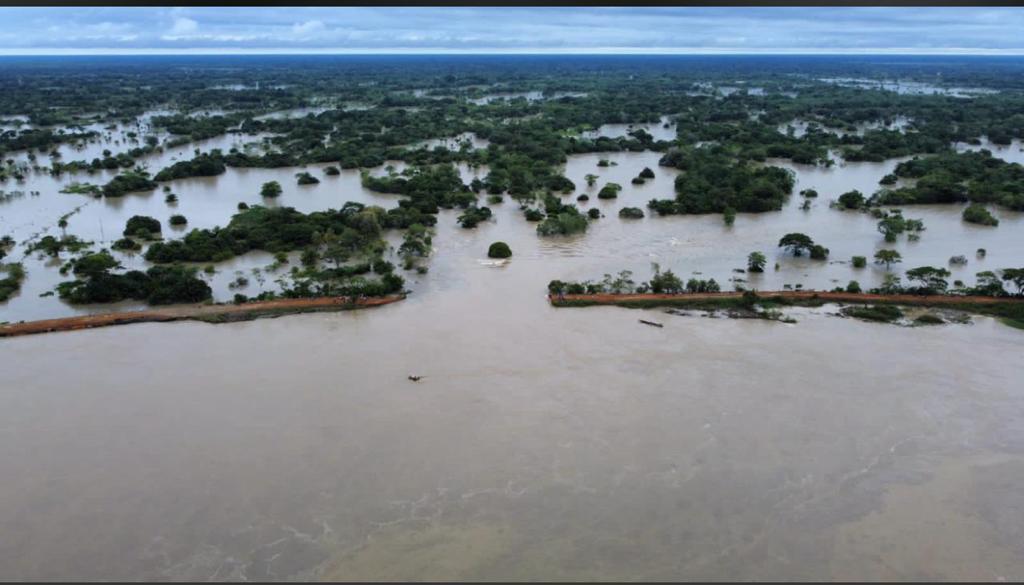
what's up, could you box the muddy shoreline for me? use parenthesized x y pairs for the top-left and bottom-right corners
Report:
(0, 294), (406, 338)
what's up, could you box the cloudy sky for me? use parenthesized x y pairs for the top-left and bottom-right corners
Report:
(1, 7), (1023, 55)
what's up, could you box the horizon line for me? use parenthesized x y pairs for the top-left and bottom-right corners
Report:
(3, 48), (1024, 57)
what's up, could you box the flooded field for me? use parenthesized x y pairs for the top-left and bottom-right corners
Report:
(3, 92), (1024, 580)
(2, 241), (1024, 579)
(817, 77), (1000, 97)
(4, 134), (1024, 323)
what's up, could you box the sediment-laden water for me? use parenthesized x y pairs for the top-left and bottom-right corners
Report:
(2, 106), (1024, 581)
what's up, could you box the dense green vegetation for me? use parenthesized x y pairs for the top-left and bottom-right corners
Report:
(56, 251), (212, 305)
(144, 204), (385, 264)
(548, 269), (720, 295)
(962, 203), (999, 226)
(487, 241), (512, 259)
(153, 152), (226, 182)
(124, 215), (162, 237)
(102, 168), (158, 197)
(873, 151), (1024, 210)
(27, 235), (92, 257)
(649, 146), (795, 214)
(261, 180), (283, 198)
(747, 252), (767, 272)
(0, 262), (25, 302)
(778, 233), (829, 259)
(457, 205), (492, 228)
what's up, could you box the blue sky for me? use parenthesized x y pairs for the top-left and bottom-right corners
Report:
(1, 7), (1024, 55)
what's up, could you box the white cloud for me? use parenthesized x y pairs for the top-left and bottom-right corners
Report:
(3, 7), (1024, 54)
(292, 20), (325, 36)
(169, 17), (198, 36)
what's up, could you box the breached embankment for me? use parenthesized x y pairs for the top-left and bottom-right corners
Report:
(0, 294), (406, 339)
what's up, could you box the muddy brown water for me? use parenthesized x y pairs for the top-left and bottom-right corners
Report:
(2, 120), (1024, 580)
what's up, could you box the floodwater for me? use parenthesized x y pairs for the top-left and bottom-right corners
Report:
(955, 137), (1024, 165)
(779, 116), (913, 138)
(2, 210), (1024, 579)
(4, 143), (1024, 322)
(818, 77), (999, 97)
(581, 116), (677, 142)
(3, 116), (1024, 580)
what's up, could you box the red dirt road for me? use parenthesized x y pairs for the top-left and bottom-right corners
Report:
(0, 295), (404, 339)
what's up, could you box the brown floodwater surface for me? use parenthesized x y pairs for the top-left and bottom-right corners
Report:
(1, 274), (1023, 580)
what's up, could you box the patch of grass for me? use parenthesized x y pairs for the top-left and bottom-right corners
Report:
(913, 313), (945, 325)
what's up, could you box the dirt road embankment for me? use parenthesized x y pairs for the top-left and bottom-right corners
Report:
(0, 295), (405, 339)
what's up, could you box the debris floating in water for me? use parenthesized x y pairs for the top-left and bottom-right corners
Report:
(408, 375), (423, 382)
(639, 319), (664, 328)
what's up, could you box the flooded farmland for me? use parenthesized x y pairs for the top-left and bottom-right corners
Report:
(3, 139), (1024, 580)
(3, 58), (1024, 581)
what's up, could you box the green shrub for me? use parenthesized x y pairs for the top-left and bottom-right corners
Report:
(487, 241), (512, 258)
(962, 203), (999, 226)
(123, 215), (161, 237)
(296, 172), (320, 185)
(111, 237), (141, 251)
(618, 207), (644, 219)
(837, 190), (865, 209)
(852, 255), (867, 268)
(597, 183), (622, 199)
(260, 181), (283, 198)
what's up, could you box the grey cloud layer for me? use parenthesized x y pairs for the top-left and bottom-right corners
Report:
(1, 7), (1023, 53)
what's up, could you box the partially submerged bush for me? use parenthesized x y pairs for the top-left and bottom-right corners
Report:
(296, 172), (320, 185)
(597, 183), (622, 199)
(487, 241), (512, 259)
(123, 215), (161, 237)
(260, 181), (282, 198)
(842, 304), (904, 322)
(524, 208), (545, 222)
(618, 207), (644, 219)
(111, 237), (141, 251)
(457, 206), (492, 228)
(962, 203), (999, 226)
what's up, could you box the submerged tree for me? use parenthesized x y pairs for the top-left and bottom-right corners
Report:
(260, 180), (283, 198)
(778, 233), (815, 257)
(873, 249), (902, 270)
(747, 251), (767, 273)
